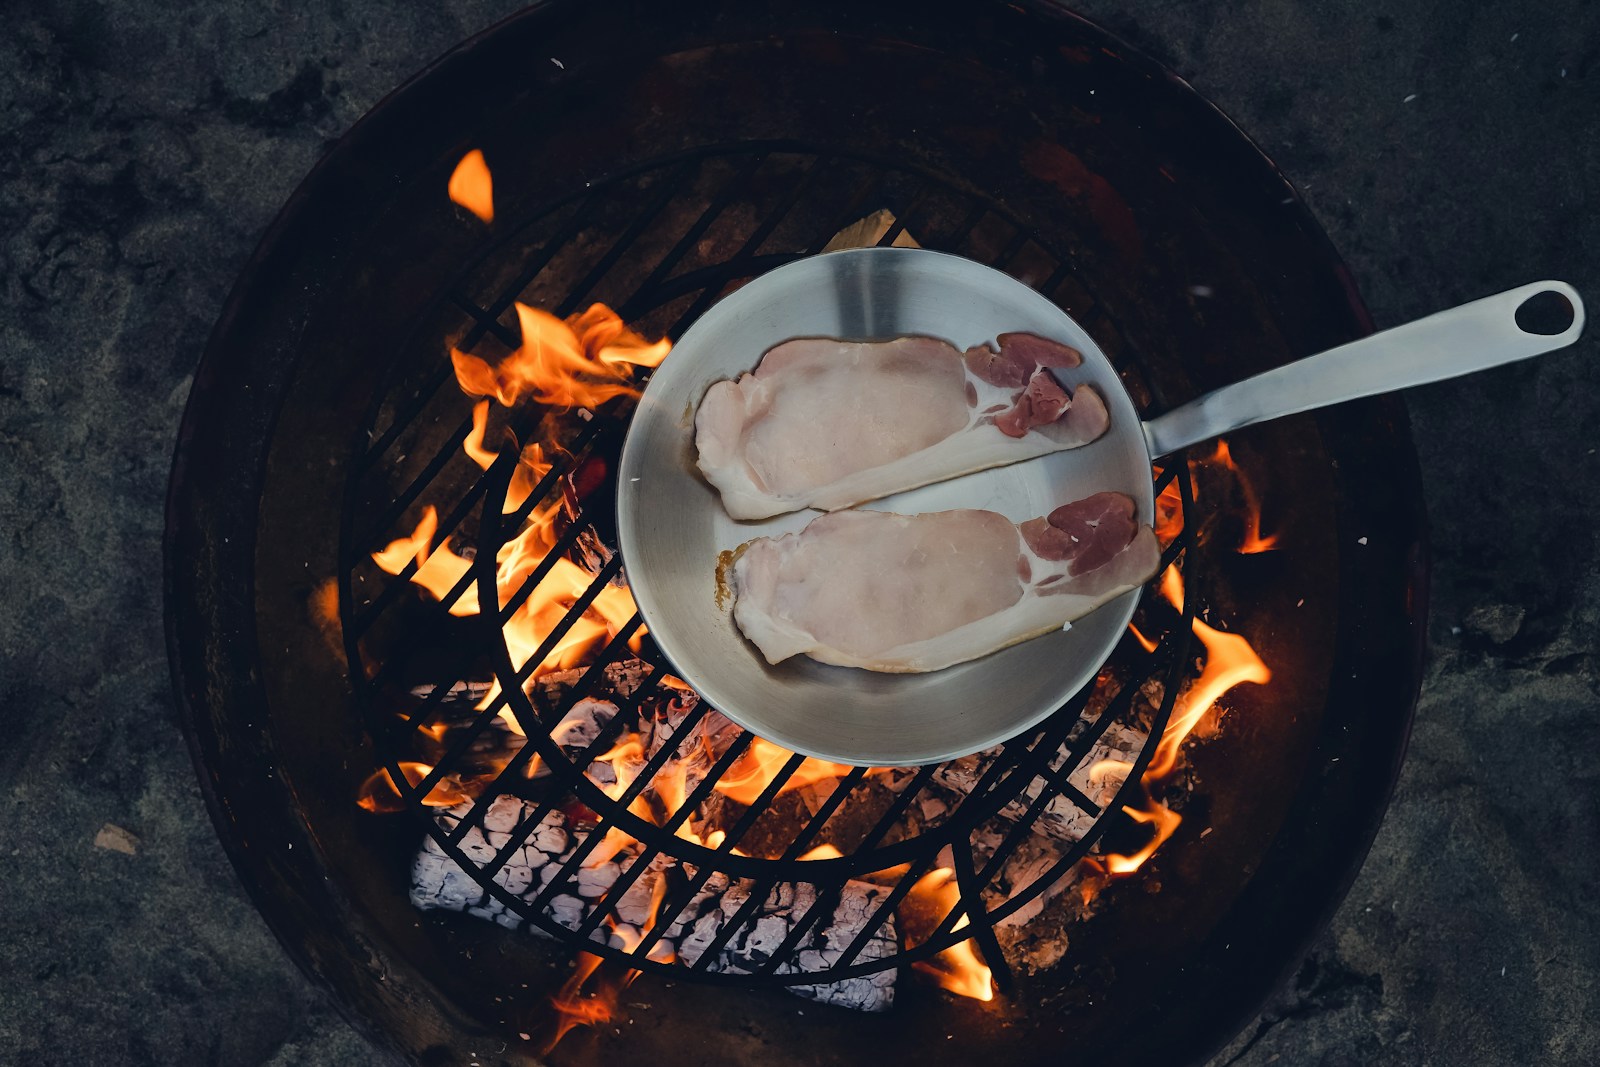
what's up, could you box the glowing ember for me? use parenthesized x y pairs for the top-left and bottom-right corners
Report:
(901, 868), (995, 1001)
(447, 148), (494, 223)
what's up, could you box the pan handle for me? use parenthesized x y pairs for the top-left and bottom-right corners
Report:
(1141, 280), (1586, 460)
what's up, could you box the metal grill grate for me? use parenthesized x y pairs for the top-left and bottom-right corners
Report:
(339, 142), (1201, 989)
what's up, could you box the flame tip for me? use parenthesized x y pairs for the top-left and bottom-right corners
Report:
(448, 148), (494, 223)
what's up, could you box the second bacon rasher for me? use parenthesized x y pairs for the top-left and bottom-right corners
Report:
(694, 333), (1160, 673)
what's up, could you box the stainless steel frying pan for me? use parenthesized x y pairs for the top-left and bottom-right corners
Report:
(616, 248), (1583, 765)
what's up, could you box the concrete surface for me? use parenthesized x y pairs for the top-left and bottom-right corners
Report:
(0, 1), (1595, 1064)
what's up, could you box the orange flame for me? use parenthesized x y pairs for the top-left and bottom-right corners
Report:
(797, 843), (844, 861)
(372, 302), (664, 751)
(583, 771), (651, 869)
(1157, 562), (1185, 613)
(371, 506), (480, 616)
(464, 398), (498, 470)
(646, 757), (713, 848)
(488, 557), (643, 721)
(1206, 440), (1279, 554)
(452, 303), (670, 411)
(541, 866), (674, 1053)
(1147, 615), (1271, 780)
(467, 494), (645, 729)
(1127, 622), (1158, 654)
(355, 762), (473, 813)
(901, 868), (995, 1001)
(464, 402), (551, 515)
(1100, 564), (1271, 875)
(448, 149), (494, 224)
(713, 738), (865, 807)
(1153, 475), (1184, 545)
(1103, 803), (1185, 875)
(543, 952), (623, 1052)
(568, 303), (674, 373)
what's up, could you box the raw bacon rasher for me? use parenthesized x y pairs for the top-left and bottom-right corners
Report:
(695, 333), (1109, 520)
(729, 493), (1159, 673)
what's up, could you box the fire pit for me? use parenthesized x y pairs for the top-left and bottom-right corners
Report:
(166, 1), (1425, 1063)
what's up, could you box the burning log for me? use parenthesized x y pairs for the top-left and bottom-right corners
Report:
(528, 658), (652, 706)
(640, 687), (741, 781)
(664, 871), (898, 1012)
(929, 717), (1148, 844)
(410, 797), (626, 943)
(411, 795), (898, 1011)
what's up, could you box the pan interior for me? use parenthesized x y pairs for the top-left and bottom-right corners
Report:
(617, 248), (1155, 765)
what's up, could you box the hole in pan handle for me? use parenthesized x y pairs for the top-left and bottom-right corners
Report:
(1141, 280), (1586, 460)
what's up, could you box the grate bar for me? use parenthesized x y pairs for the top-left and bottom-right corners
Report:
(749, 762), (939, 976)
(614, 152), (773, 323)
(359, 198), (596, 474)
(952, 837), (1013, 992)
(656, 158), (835, 338)
(351, 416), (605, 646)
(464, 640), (678, 869)
(590, 739), (804, 959)
(681, 762), (871, 970)
(464, 616), (650, 833)
(348, 144), (1218, 986)
(358, 415), (474, 553)
(552, 159), (703, 319)
(520, 731), (755, 927)
(821, 722), (1074, 975)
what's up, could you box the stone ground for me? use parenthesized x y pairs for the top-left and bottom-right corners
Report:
(0, 1), (1595, 1064)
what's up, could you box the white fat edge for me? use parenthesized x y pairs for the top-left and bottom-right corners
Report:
(727, 537), (819, 664)
(808, 423), (1065, 512)
(730, 595), (819, 664)
(805, 367), (1103, 511)
(694, 372), (792, 519)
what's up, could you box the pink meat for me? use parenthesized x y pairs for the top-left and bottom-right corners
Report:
(1018, 492), (1139, 576)
(963, 342), (1032, 387)
(963, 332), (1084, 388)
(729, 495), (1161, 673)
(993, 368), (1073, 438)
(997, 332), (1082, 369)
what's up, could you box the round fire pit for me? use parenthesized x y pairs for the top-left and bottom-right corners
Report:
(166, 1), (1425, 1063)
